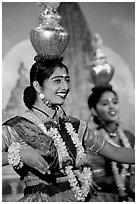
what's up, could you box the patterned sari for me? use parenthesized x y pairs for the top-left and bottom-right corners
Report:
(2, 110), (105, 202)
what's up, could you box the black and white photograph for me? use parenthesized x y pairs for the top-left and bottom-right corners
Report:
(2, 1), (135, 202)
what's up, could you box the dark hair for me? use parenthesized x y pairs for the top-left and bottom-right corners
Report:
(88, 85), (118, 125)
(23, 56), (68, 109)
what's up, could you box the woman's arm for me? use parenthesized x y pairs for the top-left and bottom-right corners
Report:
(83, 128), (135, 164)
(2, 145), (51, 174)
(2, 125), (13, 166)
(20, 145), (51, 174)
(2, 125), (50, 174)
(99, 141), (135, 164)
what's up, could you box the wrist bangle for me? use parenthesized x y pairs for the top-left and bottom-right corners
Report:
(8, 142), (24, 169)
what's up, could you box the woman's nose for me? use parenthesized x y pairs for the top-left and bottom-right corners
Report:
(109, 102), (115, 108)
(61, 80), (69, 90)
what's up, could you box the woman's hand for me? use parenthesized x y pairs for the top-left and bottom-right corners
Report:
(21, 146), (50, 175)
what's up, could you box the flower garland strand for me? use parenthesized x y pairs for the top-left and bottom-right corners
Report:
(65, 123), (87, 167)
(65, 122), (93, 199)
(101, 126), (132, 198)
(39, 122), (93, 201)
(29, 111), (93, 201)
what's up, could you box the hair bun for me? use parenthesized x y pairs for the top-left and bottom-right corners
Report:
(34, 55), (64, 63)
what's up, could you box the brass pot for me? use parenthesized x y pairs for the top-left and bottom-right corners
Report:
(90, 62), (114, 86)
(30, 5), (70, 59)
(89, 33), (115, 86)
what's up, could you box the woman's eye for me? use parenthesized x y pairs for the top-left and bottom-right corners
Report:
(102, 103), (108, 106)
(113, 100), (118, 104)
(54, 79), (61, 83)
(65, 78), (70, 83)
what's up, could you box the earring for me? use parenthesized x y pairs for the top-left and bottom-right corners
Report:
(39, 93), (52, 108)
(39, 93), (45, 100)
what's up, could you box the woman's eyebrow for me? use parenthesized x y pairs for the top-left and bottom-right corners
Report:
(51, 75), (70, 80)
(99, 99), (109, 102)
(100, 97), (117, 102)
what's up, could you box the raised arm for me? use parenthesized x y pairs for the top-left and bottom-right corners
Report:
(83, 127), (135, 164)
(99, 140), (135, 164)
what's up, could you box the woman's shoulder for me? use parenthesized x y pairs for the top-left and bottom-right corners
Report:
(3, 116), (21, 125)
(3, 116), (31, 127)
(2, 117), (23, 151)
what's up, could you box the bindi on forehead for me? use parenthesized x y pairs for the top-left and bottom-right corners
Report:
(62, 74), (67, 77)
(100, 96), (118, 103)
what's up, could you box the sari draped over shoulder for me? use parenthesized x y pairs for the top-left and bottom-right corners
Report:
(2, 113), (105, 202)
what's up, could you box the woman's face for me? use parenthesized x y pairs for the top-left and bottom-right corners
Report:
(95, 91), (119, 123)
(42, 66), (70, 105)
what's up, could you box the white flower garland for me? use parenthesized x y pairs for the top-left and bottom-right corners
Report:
(65, 123), (87, 167)
(35, 121), (93, 201)
(8, 142), (24, 169)
(101, 126), (132, 197)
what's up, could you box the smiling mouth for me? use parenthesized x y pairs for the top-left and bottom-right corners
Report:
(109, 111), (116, 116)
(56, 92), (67, 99)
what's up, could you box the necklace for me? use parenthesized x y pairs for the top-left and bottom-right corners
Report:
(103, 124), (118, 137)
(101, 126), (131, 198)
(26, 110), (93, 201)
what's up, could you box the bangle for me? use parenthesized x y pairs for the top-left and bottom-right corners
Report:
(8, 142), (24, 169)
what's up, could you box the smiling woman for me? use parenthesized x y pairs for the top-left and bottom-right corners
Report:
(24, 56), (70, 111)
(87, 85), (135, 201)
